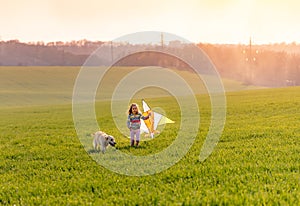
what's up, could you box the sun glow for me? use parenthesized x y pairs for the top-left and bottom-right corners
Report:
(0, 0), (300, 44)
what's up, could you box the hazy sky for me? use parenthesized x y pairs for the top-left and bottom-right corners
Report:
(1, 0), (300, 44)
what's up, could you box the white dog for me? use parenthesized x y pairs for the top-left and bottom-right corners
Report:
(92, 131), (116, 153)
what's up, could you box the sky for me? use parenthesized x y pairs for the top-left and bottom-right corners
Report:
(1, 0), (300, 44)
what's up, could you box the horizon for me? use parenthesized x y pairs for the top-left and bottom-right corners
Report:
(2, 37), (300, 46)
(1, 0), (300, 44)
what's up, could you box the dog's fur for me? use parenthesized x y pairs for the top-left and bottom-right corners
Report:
(92, 131), (116, 153)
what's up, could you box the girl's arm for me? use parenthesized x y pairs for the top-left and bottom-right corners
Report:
(141, 112), (151, 120)
(127, 116), (131, 129)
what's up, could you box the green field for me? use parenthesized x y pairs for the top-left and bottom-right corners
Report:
(0, 66), (299, 205)
(0, 66), (263, 107)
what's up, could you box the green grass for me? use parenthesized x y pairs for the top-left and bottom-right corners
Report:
(0, 66), (262, 107)
(0, 66), (299, 205)
(0, 66), (79, 107)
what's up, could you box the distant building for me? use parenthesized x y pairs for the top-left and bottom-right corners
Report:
(168, 40), (183, 48)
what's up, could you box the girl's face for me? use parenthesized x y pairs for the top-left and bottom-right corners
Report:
(132, 105), (138, 114)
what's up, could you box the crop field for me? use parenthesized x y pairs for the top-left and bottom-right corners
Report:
(0, 66), (299, 205)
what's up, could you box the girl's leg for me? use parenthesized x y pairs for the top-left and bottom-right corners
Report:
(130, 130), (135, 146)
(135, 129), (140, 147)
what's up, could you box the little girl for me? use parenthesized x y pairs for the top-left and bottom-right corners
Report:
(127, 103), (150, 147)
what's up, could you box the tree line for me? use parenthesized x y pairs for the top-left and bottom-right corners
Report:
(1, 40), (300, 87)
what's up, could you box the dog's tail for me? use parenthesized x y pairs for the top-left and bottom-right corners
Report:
(91, 133), (96, 149)
(93, 140), (96, 149)
(92, 134), (97, 150)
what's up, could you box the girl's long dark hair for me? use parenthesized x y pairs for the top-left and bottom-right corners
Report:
(128, 103), (138, 115)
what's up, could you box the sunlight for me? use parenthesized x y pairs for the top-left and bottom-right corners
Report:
(0, 0), (300, 43)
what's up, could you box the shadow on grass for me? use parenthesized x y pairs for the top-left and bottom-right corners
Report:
(87, 149), (102, 154)
(117, 145), (146, 150)
(86, 144), (147, 155)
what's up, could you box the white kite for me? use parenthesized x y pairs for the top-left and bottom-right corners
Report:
(140, 99), (175, 138)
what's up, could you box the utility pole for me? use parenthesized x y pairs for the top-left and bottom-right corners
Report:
(161, 32), (164, 49)
(243, 37), (257, 84)
(0, 36), (2, 63)
(110, 41), (114, 62)
(62, 49), (65, 66)
(248, 37), (252, 83)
